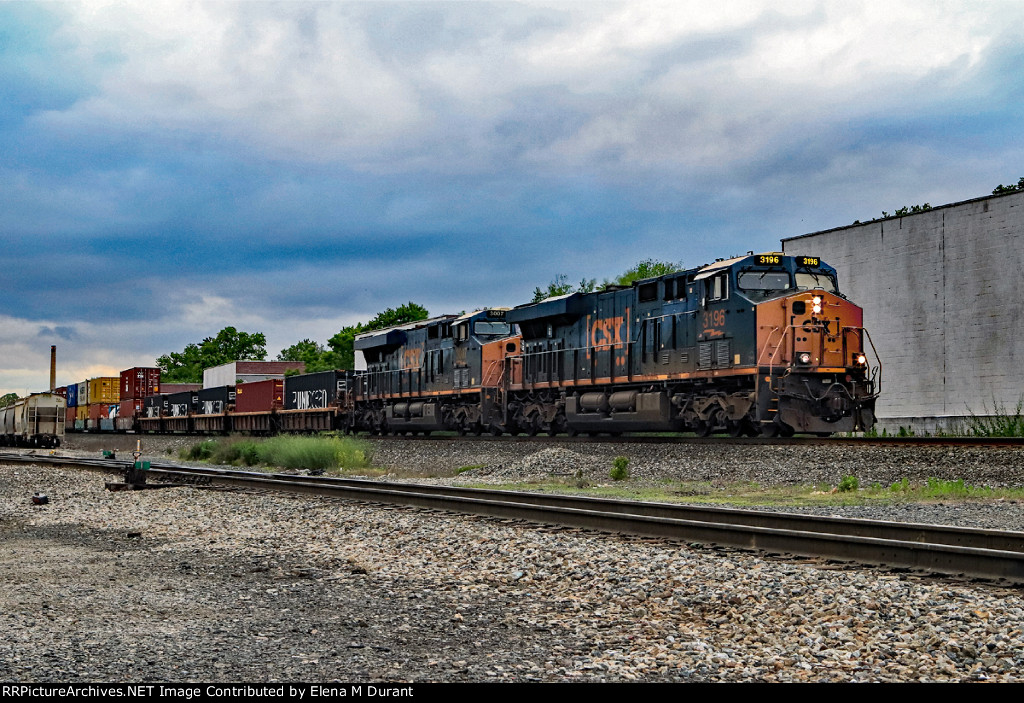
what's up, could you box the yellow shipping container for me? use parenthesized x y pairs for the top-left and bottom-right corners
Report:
(76, 405), (89, 421)
(88, 377), (120, 404)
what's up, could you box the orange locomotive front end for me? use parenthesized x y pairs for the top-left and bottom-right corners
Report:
(754, 286), (878, 435)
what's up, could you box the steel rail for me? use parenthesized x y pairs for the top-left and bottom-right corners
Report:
(6, 452), (1024, 585)
(58, 430), (1024, 447)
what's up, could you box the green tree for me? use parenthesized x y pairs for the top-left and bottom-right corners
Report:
(531, 273), (575, 303)
(0, 392), (19, 407)
(608, 258), (683, 287)
(531, 259), (682, 302)
(158, 326), (267, 383)
(277, 339), (340, 373)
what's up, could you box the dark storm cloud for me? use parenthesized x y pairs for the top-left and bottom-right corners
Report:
(3, 1), (1024, 393)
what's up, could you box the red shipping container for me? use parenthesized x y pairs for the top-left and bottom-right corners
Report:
(89, 403), (115, 421)
(66, 406), (75, 426)
(118, 398), (144, 418)
(120, 367), (161, 400)
(234, 379), (284, 413)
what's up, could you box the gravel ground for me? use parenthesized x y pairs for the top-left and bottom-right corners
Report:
(3, 453), (1024, 683)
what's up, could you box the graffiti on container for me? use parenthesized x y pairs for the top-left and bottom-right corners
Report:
(171, 403), (188, 417)
(293, 389), (329, 409)
(203, 401), (223, 415)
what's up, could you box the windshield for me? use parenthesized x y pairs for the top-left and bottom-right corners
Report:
(474, 321), (511, 336)
(795, 271), (837, 293)
(737, 270), (793, 296)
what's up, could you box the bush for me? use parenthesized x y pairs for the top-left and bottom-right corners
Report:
(966, 396), (1024, 437)
(610, 456), (630, 481)
(181, 440), (217, 461)
(837, 475), (859, 492)
(179, 435), (371, 472)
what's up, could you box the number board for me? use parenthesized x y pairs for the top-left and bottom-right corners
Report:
(756, 254), (781, 265)
(797, 256), (821, 267)
(486, 309), (507, 320)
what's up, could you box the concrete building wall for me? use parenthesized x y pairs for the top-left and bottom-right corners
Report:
(203, 361), (305, 389)
(782, 190), (1024, 430)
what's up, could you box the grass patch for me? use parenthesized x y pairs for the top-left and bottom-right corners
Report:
(456, 475), (1024, 507)
(180, 434), (374, 474)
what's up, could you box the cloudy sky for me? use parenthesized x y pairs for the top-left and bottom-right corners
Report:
(3, 0), (1023, 394)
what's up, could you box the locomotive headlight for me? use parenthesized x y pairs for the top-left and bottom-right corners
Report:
(811, 296), (823, 315)
(797, 352), (812, 365)
(854, 353), (867, 366)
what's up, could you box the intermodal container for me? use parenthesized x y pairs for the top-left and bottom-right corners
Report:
(196, 386), (235, 415)
(67, 383), (78, 408)
(88, 403), (117, 422)
(284, 371), (348, 410)
(120, 367), (161, 400)
(87, 377), (120, 404)
(143, 395), (165, 418)
(118, 398), (144, 419)
(66, 406), (76, 426)
(76, 405), (89, 421)
(166, 391), (198, 417)
(77, 382), (88, 403)
(234, 379), (283, 413)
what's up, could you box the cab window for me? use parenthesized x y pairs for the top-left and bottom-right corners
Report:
(707, 272), (729, 302)
(795, 271), (837, 293)
(737, 270), (792, 292)
(474, 321), (511, 336)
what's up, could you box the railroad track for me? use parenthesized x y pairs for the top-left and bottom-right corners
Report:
(63, 430), (1024, 447)
(355, 433), (1024, 448)
(5, 451), (1024, 585)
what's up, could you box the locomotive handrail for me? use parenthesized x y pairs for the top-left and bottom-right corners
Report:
(505, 339), (636, 391)
(758, 323), (881, 399)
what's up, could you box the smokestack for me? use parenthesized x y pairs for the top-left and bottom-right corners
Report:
(50, 345), (56, 393)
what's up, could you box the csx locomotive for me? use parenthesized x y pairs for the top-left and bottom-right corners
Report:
(348, 252), (879, 437)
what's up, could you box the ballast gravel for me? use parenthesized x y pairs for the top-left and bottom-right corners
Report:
(3, 458), (1024, 683)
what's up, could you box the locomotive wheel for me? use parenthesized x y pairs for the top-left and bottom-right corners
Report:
(695, 420), (713, 438)
(490, 424), (503, 436)
(759, 423), (779, 438)
(727, 420), (744, 438)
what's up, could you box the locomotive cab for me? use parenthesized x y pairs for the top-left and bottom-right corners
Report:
(744, 255), (879, 434)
